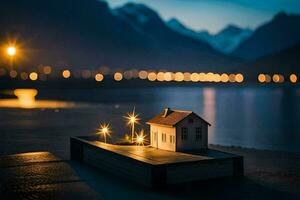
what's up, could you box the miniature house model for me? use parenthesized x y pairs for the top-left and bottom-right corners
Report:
(147, 108), (211, 152)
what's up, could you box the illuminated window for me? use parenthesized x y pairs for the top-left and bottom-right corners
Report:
(181, 127), (188, 140)
(153, 131), (157, 141)
(170, 135), (175, 144)
(162, 133), (166, 143)
(196, 127), (202, 141)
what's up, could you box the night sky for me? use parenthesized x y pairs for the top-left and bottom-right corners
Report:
(107, 0), (300, 33)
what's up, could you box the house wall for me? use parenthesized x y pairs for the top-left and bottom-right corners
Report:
(176, 114), (208, 151)
(150, 124), (176, 151)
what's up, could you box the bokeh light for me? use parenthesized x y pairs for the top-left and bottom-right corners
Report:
(147, 72), (157, 81)
(123, 70), (133, 80)
(157, 72), (165, 82)
(235, 73), (244, 83)
(131, 69), (139, 78)
(164, 72), (173, 81)
(138, 70), (148, 80)
(183, 72), (191, 81)
(220, 73), (229, 82)
(206, 72), (214, 82)
(20, 72), (28, 80)
(95, 73), (104, 82)
(62, 70), (71, 78)
(7, 46), (16, 56)
(191, 73), (199, 82)
(0, 68), (6, 76)
(9, 70), (18, 78)
(264, 74), (270, 83)
(213, 74), (221, 82)
(290, 74), (297, 83)
(174, 72), (184, 82)
(229, 74), (235, 83)
(272, 74), (280, 83)
(258, 74), (265, 83)
(199, 73), (206, 82)
(114, 72), (123, 81)
(43, 66), (52, 75)
(29, 72), (38, 81)
(278, 74), (285, 83)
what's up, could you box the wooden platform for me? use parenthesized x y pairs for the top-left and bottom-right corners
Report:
(70, 136), (243, 188)
(2, 150), (299, 199)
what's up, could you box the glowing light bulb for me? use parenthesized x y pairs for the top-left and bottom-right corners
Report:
(7, 46), (16, 56)
(135, 130), (147, 146)
(97, 123), (110, 143)
(124, 108), (140, 143)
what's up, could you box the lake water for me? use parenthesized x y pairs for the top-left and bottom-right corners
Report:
(1, 86), (300, 158)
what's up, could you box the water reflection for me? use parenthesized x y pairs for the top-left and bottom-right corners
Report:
(14, 89), (38, 108)
(203, 88), (216, 143)
(0, 87), (300, 153)
(0, 89), (77, 109)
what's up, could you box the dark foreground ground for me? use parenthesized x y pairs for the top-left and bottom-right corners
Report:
(0, 146), (299, 200)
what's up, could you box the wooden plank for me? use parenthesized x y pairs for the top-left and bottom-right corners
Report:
(70, 136), (243, 187)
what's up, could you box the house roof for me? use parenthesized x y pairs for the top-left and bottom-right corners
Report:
(147, 108), (211, 127)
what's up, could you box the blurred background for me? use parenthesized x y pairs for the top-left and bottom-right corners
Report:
(0, 0), (300, 159)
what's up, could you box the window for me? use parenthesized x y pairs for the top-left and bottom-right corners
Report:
(162, 133), (166, 143)
(153, 131), (157, 141)
(196, 127), (202, 141)
(188, 118), (194, 123)
(181, 127), (188, 140)
(170, 135), (175, 144)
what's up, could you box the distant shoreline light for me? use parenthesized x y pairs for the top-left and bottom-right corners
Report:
(62, 70), (71, 79)
(0, 67), (298, 84)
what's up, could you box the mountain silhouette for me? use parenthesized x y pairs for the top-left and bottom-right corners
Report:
(247, 42), (300, 74)
(167, 18), (252, 54)
(0, 0), (237, 71)
(233, 12), (300, 60)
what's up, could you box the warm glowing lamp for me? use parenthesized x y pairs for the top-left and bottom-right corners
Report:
(7, 46), (16, 57)
(135, 130), (147, 146)
(97, 123), (110, 143)
(124, 108), (140, 143)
